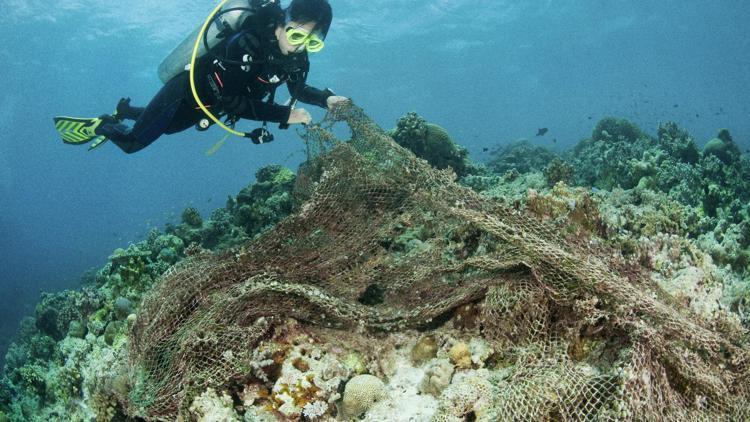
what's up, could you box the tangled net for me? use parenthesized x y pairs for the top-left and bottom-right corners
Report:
(127, 104), (749, 421)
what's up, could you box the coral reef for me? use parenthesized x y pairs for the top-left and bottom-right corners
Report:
(188, 388), (239, 421)
(411, 335), (438, 365)
(432, 371), (494, 421)
(487, 139), (559, 175)
(232, 164), (296, 238)
(565, 118), (750, 272)
(703, 128), (741, 165)
(0, 163), (301, 421)
(1, 107), (749, 422)
(390, 112), (476, 178)
(341, 375), (386, 417)
(543, 157), (575, 187)
(122, 106), (748, 421)
(181, 207), (203, 228)
(419, 358), (454, 396)
(571, 117), (656, 190)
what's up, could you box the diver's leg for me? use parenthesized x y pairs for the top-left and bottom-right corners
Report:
(97, 73), (191, 154)
(115, 98), (146, 121)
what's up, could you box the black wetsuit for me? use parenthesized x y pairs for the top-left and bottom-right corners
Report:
(99, 9), (332, 154)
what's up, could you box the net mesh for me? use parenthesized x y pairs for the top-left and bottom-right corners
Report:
(126, 105), (750, 421)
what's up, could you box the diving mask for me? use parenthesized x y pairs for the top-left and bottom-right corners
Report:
(285, 26), (325, 53)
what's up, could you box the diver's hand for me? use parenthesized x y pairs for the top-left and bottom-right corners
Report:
(287, 108), (312, 125)
(327, 95), (350, 111)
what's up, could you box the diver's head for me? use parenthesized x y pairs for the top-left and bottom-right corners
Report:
(275, 0), (332, 55)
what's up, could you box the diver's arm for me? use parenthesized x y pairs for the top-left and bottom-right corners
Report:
(222, 96), (292, 124)
(287, 72), (334, 109)
(288, 82), (334, 109)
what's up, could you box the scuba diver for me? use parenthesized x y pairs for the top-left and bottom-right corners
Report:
(53, 0), (349, 153)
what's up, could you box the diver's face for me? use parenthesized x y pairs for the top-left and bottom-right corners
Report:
(276, 21), (318, 55)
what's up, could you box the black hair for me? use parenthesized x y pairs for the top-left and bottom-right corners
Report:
(286, 0), (333, 38)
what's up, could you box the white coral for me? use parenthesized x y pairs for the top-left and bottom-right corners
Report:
(469, 338), (493, 368)
(269, 344), (346, 419)
(342, 374), (387, 417)
(188, 388), (240, 422)
(419, 358), (454, 396)
(433, 371), (494, 421)
(301, 400), (328, 419)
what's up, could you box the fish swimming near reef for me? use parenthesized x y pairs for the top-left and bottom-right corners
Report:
(536, 128), (549, 137)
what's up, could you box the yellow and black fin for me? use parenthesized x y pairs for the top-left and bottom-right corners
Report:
(87, 136), (109, 151)
(53, 116), (105, 145)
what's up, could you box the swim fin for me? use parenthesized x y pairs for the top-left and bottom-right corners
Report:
(53, 116), (107, 146)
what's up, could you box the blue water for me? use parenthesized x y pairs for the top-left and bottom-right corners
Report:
(1, 0), (748, 358)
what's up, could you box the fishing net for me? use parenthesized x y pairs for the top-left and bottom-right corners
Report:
(126, 104), (750, 421)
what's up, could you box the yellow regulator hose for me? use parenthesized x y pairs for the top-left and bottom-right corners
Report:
(190, 0), (248, 138)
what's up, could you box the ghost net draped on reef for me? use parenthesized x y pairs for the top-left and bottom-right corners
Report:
(126, 104), (749, 421)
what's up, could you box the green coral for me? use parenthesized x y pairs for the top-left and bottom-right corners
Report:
(571, 117), (656, 189)
(67, 321), (85, 339)
(233, 165), (296, 237)
(544, 158), (575, 187)
(34, 289), (102, 341)
(591, 116), (646, 144)
(698, 221), (750, 271)
(703, 128), (741, 165)
(462, 170), (548, 205)
(15, 364), (46, 396)
(107, 244), (151, 296)
(569, 120), (750, 271)
(599, 187), (699, 239)
(181, 207), (204, 228)
(657, 121), (700, 164)
(487, 139), (558, 175)
(391, 112), (475, 178)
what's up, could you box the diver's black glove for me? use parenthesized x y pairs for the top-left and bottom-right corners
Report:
(249, 127), (274, 144)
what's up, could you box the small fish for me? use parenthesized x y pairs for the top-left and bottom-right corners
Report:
(207, 198), (213, 203)
(695, 114), (700, 118)
(552, 138), (557, 143)
(673, 104), (679, 108)
(587, 116), (593, 120)
(536, 128), (549, 137)
(482, 147), (489, 152)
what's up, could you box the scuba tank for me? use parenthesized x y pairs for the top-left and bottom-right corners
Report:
(183, 0), (285, 143)
(158, 0), (271, 84)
